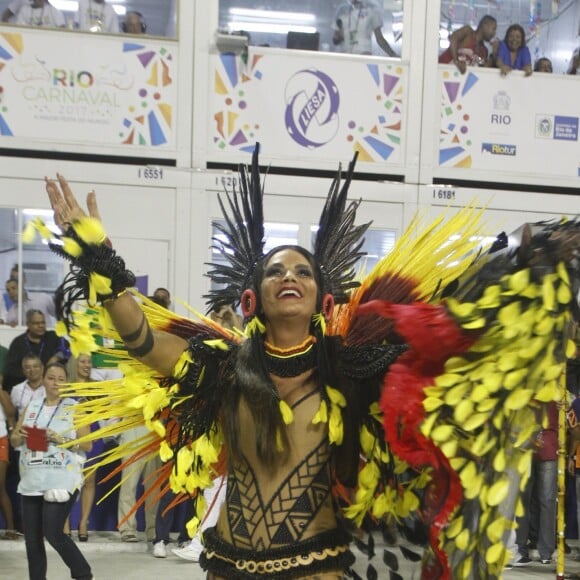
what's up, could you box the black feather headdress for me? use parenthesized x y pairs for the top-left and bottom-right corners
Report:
(204, 145), (265, 313)
(313, 151), (370, 303)
(204, 144), (370, 313)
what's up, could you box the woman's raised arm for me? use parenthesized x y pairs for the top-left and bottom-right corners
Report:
(45, 175), (188, 377)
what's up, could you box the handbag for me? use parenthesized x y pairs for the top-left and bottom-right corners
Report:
(43, 489), (71, 503)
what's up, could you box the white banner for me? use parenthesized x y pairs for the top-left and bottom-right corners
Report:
(209, 50), (407, 169)
(0, 29), (177, 152)
(437, 67), (579, 181)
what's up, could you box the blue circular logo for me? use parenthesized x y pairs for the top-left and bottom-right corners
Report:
(284, 69), (340, 149)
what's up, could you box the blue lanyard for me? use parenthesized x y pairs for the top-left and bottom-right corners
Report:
(25, 335), (45, 360)
(32, 399), (62, 430)
(348, 4), (364, 32)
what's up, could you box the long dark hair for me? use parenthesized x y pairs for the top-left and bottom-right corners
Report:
(221, 245), (359, 481)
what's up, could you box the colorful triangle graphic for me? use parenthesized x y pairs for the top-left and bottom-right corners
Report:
(2, 33), (22, 55)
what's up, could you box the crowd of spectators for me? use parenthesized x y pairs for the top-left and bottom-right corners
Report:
(1, 0), (148, 34)
(0, 276), (233, 567)
(2, 1), (578, 75)
(440, 14), (578, 77)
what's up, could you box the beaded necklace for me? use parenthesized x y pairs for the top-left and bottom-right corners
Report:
(264, 336), (317, 378)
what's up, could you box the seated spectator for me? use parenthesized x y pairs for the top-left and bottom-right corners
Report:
(2, 265), (21, 315)
(15, 0), (65, 27)
(76, 0), (119, 33)
(4, 278), (56, 328)
(534, 57), (553, 73)
(152, 287), (171, 310)
(439, 14), (497, 73)
(0, 382), (16, 539)
(209, 303), (243, 332)
(10, 354), (45, 418)
(332, 0), (396, 57)
(3, 310), (69, 390)
(2, 269), (14, 317)
(567, 47), (579, 75)
(121, 10), (146, 35)
(495, 24), (532, 76)
(1, 0), (30, 22)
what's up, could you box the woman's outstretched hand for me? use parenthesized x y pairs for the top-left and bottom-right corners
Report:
(45, 174), (102, 232)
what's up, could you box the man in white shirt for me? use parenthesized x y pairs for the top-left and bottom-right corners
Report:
(15, 0), (65, 27)
(4, 278), (56, 328)
(9, 354), (45, 418)
(76, 0), (119, 33)
(1, 0), (31, 22)
(332, 0), (396, 56)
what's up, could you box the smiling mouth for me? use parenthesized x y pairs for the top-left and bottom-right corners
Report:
(277, 289), (302, 299)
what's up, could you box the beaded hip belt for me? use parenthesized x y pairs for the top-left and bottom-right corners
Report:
(200, 526), (355, 579)
(205, 544), (349, 575)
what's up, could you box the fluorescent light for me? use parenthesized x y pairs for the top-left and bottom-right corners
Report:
(228, 22), (316, 35)
(50, 1), (125, 15)
(266, 223), (299, 232)
(229, 8), (315, 23)
(23, 209), (54, 217)
(51, 0), (78, 10)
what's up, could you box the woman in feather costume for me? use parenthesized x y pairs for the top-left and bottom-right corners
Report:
(35, 146), (579, 579)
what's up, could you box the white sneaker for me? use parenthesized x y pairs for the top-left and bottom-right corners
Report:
(171, 540), (202, 562)
(153, 541), (167, 558)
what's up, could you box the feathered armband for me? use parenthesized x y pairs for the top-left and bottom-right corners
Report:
(25, 216), (135, 329)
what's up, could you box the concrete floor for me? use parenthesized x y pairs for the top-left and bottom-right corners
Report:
(3, 530), (580, 579)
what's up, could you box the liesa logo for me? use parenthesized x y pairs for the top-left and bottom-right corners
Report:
(284, 69), (339, 148)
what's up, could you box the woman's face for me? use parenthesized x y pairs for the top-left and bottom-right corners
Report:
(43, 366), (67, 399)
(77, 354), (92, 380)
(259, 249), (318, 323)
(506, 28), (523, 51)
